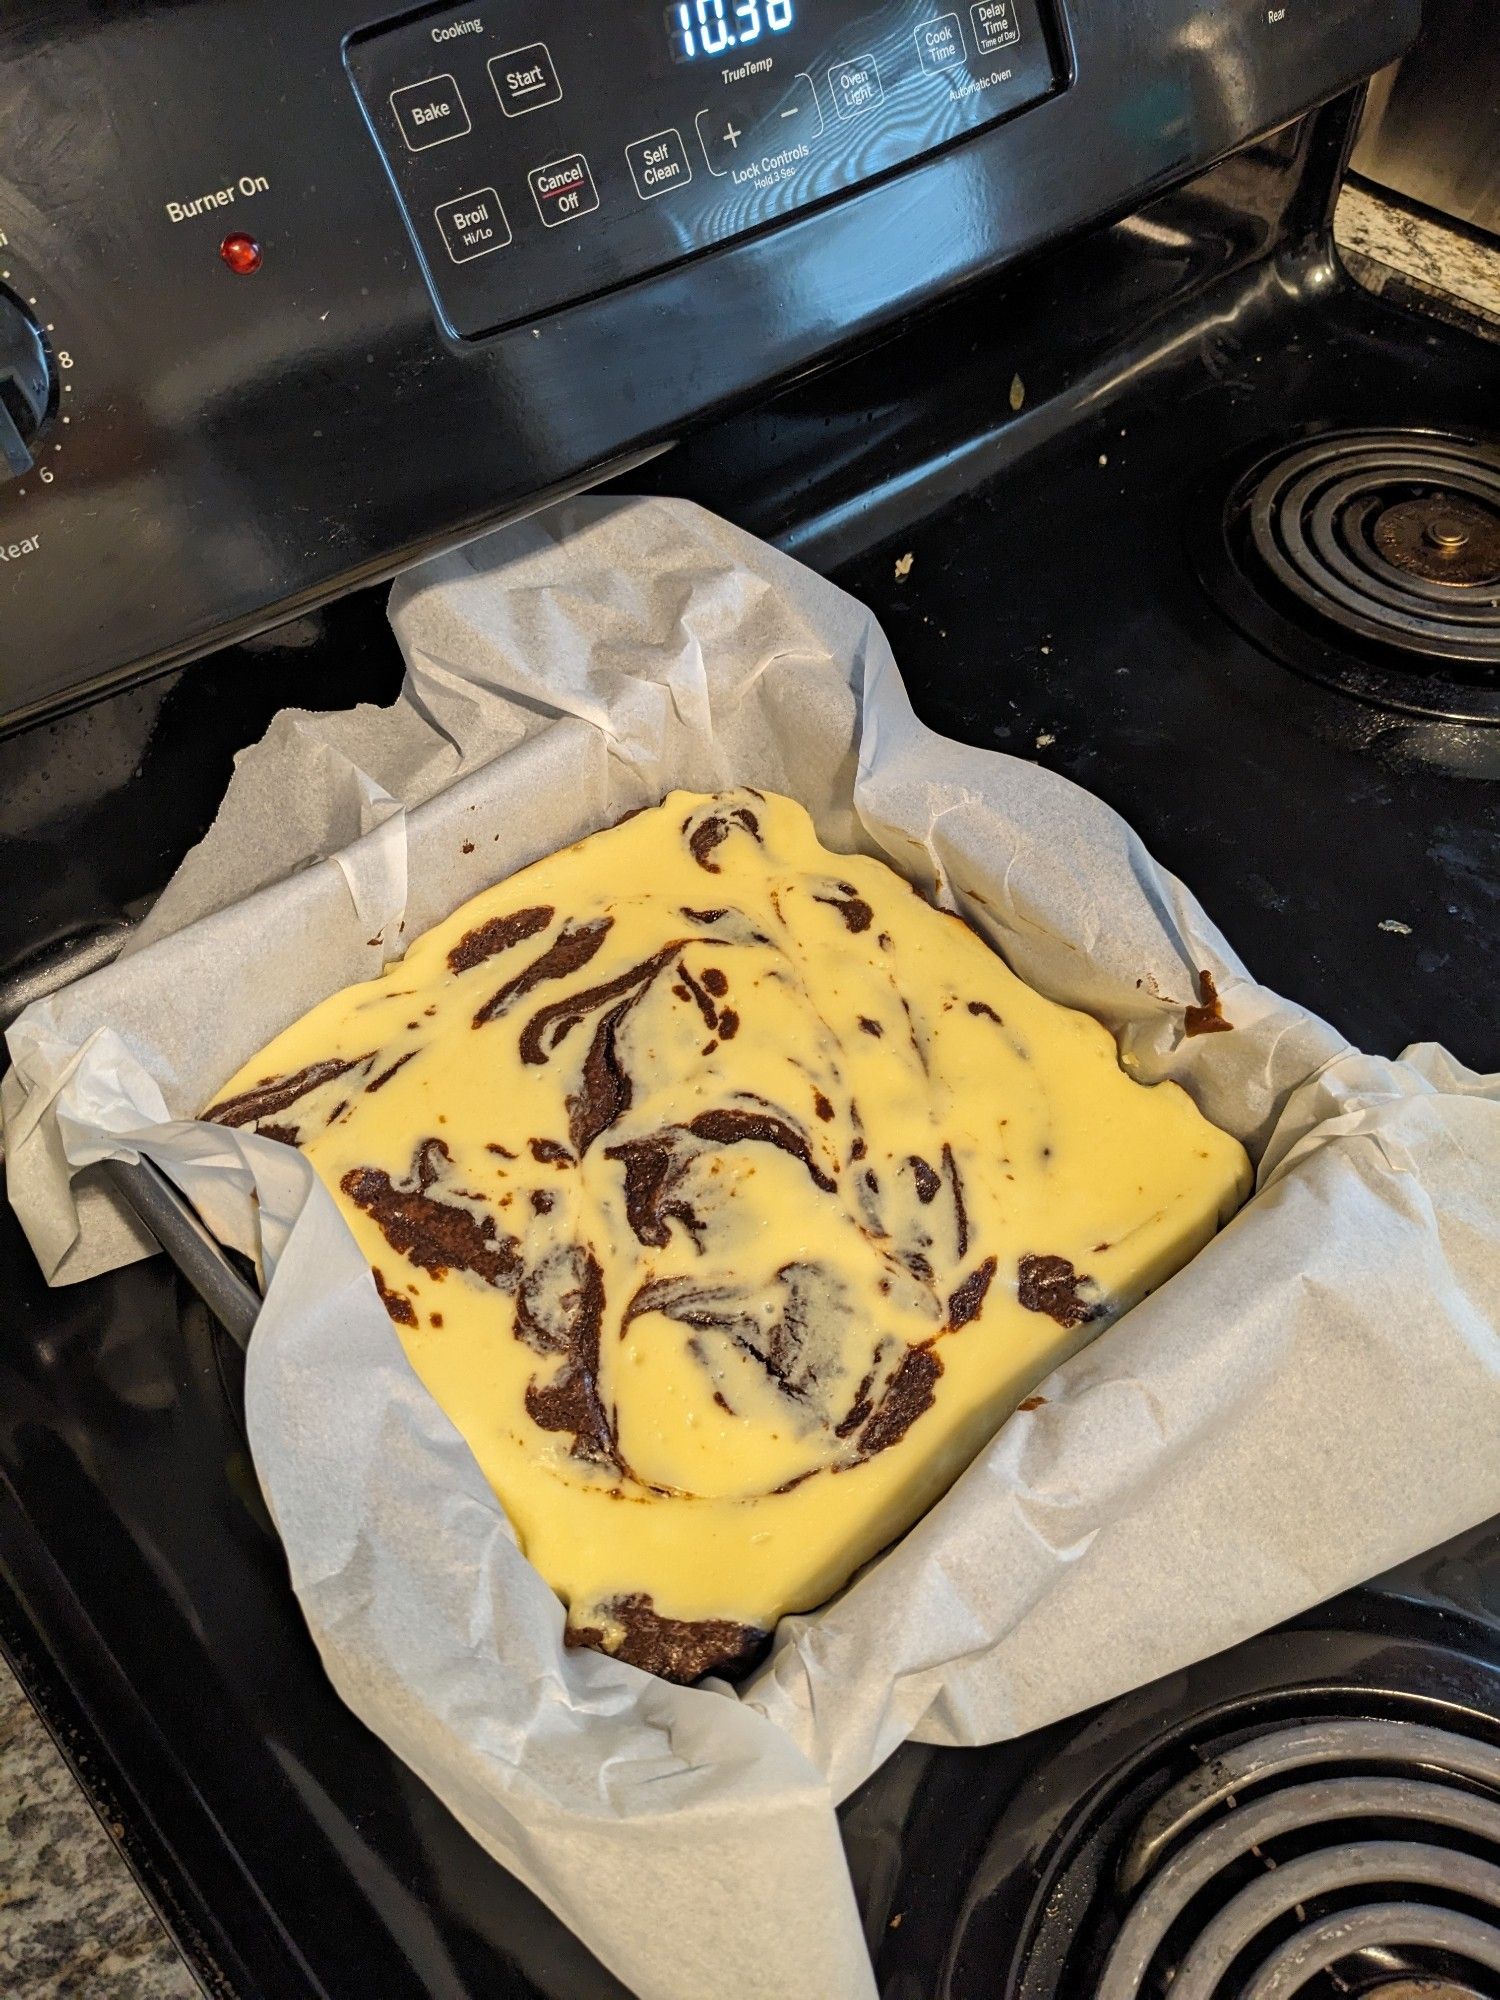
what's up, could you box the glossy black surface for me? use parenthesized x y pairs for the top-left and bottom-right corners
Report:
(638, 113), (1500, 1072)
(4, 64), (1500, 2000)
(347, 0), (1060, 336)
(0, 0), (1416, 724)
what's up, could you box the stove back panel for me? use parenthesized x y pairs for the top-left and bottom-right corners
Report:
(0, 0), (1417, 729)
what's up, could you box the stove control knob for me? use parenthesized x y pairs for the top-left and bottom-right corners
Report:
(0, 286), (54, 483)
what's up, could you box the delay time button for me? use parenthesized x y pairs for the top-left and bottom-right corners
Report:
(389, 73), (471, 151)
(529, 153), (599, 226)
(627, 128), (692, 201)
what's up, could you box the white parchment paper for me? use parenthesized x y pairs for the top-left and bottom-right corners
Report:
(6, 497), (1499, 2000)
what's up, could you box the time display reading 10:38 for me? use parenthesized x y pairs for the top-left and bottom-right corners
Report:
(668, 0), (796, 62)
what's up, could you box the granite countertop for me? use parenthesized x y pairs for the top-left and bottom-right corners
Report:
(3, 182), (1497, 2000)
(1336, 176), (1500, 339)
(1, 1656), (199, 1999)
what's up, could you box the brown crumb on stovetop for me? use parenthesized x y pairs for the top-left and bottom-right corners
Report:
(1184, 968), (1233, 1036)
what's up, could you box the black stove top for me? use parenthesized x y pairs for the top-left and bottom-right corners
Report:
(848, 1520), (1500, 1998)
(2, 93), (1498, 2000)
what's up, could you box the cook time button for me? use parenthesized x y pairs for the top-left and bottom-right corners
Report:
(434, 187), (511, 263)
(627, 128), (692, 201)
(529, 153), (599, 226)
(389, 73), (471, 151)
(915, 14), (966, 70)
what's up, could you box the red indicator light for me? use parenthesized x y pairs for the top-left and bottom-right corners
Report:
(219, 232), (263, 275)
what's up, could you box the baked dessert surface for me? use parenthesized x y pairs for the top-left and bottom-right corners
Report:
(207, 789), (1251, 1680)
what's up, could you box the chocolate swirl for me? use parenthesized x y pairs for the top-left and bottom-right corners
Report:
(196, 788), (1252, 1688)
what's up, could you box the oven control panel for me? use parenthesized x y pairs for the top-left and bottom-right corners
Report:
(0, 0), (1422, 729)
(347, 0), (1059, 336)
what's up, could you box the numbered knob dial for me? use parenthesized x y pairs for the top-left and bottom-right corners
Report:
(0, 285), (54, 483)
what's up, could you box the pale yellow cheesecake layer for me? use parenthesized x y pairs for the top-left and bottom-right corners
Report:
(207, 789), (1250, 1679)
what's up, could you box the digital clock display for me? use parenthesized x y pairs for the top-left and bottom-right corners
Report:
(667, 0), (797, 62)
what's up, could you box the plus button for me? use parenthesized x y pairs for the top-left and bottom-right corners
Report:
(722, 119), (742, 148)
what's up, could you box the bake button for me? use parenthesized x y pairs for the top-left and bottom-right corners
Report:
(389, 74), (471, 152)
(915, 13), (966, 69)
(488, 43), (562, 116)
(969, 0), (1021, 53)
(826, 53), (884, 119)
(626, 128), (693, 201)
(528, 153), (599, 227)
(434, 188), (512, 264)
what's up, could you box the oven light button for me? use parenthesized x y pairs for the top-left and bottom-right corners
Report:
(827, 54), (884, 119)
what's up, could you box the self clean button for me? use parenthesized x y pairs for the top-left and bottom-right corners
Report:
(627, 129), (692, 201)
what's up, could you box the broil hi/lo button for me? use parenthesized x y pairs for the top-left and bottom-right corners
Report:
(434, 188), (511, 264)
(528, 154), (599, 227)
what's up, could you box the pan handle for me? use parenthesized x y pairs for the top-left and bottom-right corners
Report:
(104, 1155), (261, 1352)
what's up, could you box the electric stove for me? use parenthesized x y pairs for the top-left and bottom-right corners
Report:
(1, 0), (1497, 1992)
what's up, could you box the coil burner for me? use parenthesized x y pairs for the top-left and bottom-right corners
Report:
(966, 1683), (1500, 2000)
(1206, 430), (1500, 724)
(1094, 1718), (1500, 1999)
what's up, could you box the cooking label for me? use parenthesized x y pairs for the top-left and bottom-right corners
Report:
(0, 534), (42, 561)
